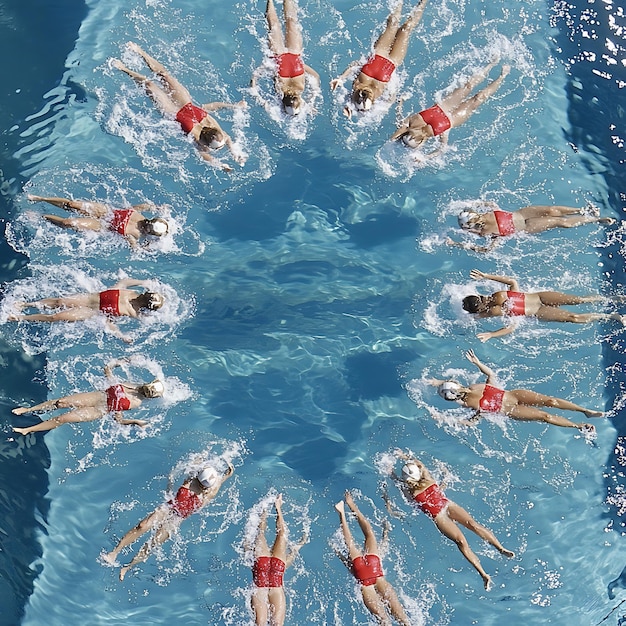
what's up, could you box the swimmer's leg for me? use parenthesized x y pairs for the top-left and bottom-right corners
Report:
(445, 64), (509, 126)
(125, 42), (192, 105)
(387, 0), (428, 65)
(373, 1), (404, 56)
(283, 0), (303, 53)
(266, 0), (286, 52)
(12, 407), (104, 435)
(119, 521), (171, 581)
(44, 215), (103, 232)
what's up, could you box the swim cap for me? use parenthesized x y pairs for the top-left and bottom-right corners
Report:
(146, 218), (169, 237)
(458, 210), (479, 230)
(438, 381), (463, 401)
(401, 132), (422, 149)
(146, 380), (165, 397)
(282, 94), (301, 116)
(354, 89), (372, 112)
(198, 467), (219, 488)
(146, 292), (165, 311)
(401, 463), (422, 482)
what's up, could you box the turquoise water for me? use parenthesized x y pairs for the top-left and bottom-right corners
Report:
(1, 0), (626, 624)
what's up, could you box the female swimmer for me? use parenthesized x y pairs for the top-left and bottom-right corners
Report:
(391, 60), (508, 155)
(251, 0), (320, 116)
(446, 200), (614, 253)
(8, 277), (165, 343)
(331, 0), (428, 119)
(112, 42), (246, 172)
(388, 450), (514, 591)
(462, 269), (624, 341)
(247, 493), (308, 626)
(334, 491), (411, 625)
(28, 194), (170, 248)
(103, 462), (234, 580)
(12, 359), (164, 435)
(429, 349), (604, 432)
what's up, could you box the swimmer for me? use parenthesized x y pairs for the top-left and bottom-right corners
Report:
(428, 349), (604, 432)
(463, 269), (625, 341)
(446, 200), (615, 253)
(103, 462), (234, 581)
(27, 194), (171, 248)
(390, 60), (509, 156)
(251, 0), (320, 116)
(247, 493), (308, 626)
(8, 277), (165, 343)
(331, 0), (428, 119)
(112, 42), (246, 172)
(334, 491), (411, 625)
(11, 358), (164, 435)
(388, 450), (515, 591)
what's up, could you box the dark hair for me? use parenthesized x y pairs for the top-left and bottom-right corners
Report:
(462, 295), (483, 314)
(282, 93), (301, 114)
(353, 88), (372, 106)
(140, 218), (169, 236)
(133, 291), (164, 311)
(198, 126), (223, 148)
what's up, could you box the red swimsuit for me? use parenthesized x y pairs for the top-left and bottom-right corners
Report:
(419, 104), (452, 136)
(106, 385), (131, 412)
(493, 210), (516, 236)
(99, 289), (121, 316)
(175, 103), (208, 134)
(109, 209), (134, 235)
(479, 384), (505, 413)
(505, 291), (526, 316)
(361, 54), (396, 83)
(253, 556), (286, 587)
(351, 554), (384, 586)
(170, 486), (202, 518)
(276, 53), (305, 78)
(414, 484), (449, 518)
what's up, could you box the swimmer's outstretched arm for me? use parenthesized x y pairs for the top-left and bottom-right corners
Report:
(476, 324), (516, 343)
(105, 319), (133, 344)
(330, 62), (360, 90)
(445, 236), (499, 254)
(113, 278), (152, 289)
(465, 349), (497, 384)
(201, 101), (247, 112)
(199, 150), (234, 172)
(114, 412), (148, 427)
(304, 64), (320, 85)
(223, 134), (246, 166)
(469, 269), (519, 291)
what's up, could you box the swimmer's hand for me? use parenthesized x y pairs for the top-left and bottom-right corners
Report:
(330, 78), (342, 91)
(343, 105), (352, 119)
(469, 269), (486, 280)
(476, 332), (493, 343)
(235, 100), (248, 109)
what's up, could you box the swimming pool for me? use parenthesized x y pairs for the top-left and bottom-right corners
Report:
(1, 0), (625, 624)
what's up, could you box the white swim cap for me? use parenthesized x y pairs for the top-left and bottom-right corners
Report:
(355, 98), (372, 112)
(401, 133), (422, 149)
(458, 210), (479, 229)
(147, 380), (165, 397)
(210, 136), (226, 149)
(438, 381), (463, 401)
(401, 463), (422, 482)
(198, 466), (219, 488)
(147, 218), (169, 236)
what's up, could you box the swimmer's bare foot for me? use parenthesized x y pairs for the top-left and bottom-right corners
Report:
(119, 566), (130, 581)
(12, 427), (29, 436)
(344, 491), (357, 512)
(583, 409), (604, 418)
(102, 552), (118, 566)
(110, 58), (128, 72)
(609, 313), (626, 325)
(334, 500), (345, 515)
(501, 64), (511, 78)
(598, 217), (616, 225)
(500, 547), (515, 558)
(127, 41), (143, 55)
(483, 574), (493, 591)
(12, 407), (30, 415)
(27, 194), (44, 202)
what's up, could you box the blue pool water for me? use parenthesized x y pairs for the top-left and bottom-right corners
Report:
(1, 0), (625, 624)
